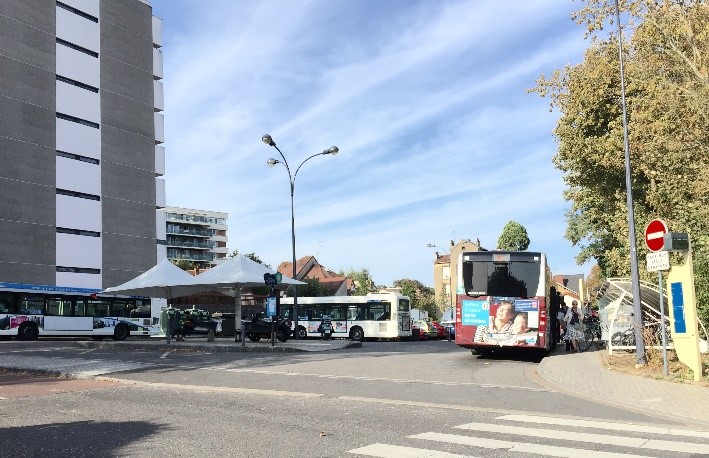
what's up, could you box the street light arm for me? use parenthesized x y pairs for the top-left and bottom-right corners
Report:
(293, 151), (335, 181)
(270, 143), (293, 186)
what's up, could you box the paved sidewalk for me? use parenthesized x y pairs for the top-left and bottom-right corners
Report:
(75, 336), (361, 353)
(537, 343), (709, 428)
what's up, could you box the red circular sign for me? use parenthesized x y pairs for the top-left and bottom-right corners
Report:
(644, 219), (668, 252)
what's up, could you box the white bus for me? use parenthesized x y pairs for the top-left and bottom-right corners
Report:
(280, 291), (412, 341)
(0, 282), (160, 341)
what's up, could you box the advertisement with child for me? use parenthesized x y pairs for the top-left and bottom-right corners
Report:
(462, 297), (539, 346)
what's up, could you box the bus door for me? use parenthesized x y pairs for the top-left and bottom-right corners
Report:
(397, 299), (411, 333)
(44, 296), (92, 331)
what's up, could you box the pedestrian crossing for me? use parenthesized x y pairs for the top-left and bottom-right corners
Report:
(348, 414), (709, 458)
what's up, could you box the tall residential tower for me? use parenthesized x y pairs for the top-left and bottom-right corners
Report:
(0, 0), (165, 289)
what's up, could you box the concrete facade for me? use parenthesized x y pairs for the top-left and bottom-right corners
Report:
(0, 0), (164, 289)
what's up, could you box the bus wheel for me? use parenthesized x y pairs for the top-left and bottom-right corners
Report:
(113, 324), (130, 341)
(350, 327), (364, 342)
(17, 322), (38, 341)
(297, 326), (307, 340)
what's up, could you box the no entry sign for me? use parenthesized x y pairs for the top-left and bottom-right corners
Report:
(644, 219), (668, 252)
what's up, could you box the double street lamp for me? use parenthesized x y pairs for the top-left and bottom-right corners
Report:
(262, 134), (339, 339)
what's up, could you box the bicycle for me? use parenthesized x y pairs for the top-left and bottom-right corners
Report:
(610, 327), (636, 348)
(578, 316), (603, 352)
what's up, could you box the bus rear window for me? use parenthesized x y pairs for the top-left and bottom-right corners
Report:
(463, 260), (540, 298)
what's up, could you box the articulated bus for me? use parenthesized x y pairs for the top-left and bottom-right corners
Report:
(280, 291), (411, 341)
(454, 251), (554, 356)
(0, 282), (159, 341)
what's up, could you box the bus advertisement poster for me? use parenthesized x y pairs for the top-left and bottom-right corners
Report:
(461, 300), (489, 326)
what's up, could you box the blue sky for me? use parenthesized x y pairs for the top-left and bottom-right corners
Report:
(150, 0), (594, 287)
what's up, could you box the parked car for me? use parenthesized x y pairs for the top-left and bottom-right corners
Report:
(413, 319), (438, 340)
(439, 320), (455, 339)
(429, 321), (447, 339)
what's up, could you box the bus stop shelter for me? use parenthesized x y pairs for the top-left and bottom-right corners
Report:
(596, 277), (708, 353)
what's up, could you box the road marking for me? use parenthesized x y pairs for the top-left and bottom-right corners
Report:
(217, 368), (547, 391)
(104, 379), (323, 398)
(410, 432), (652, 458)
(498, 414), (709, 438)
(454, 422), (709, 454)
(454, 422), (647, 447)
(349, 443), (475, 457)
(159, 352), (170, 359)
(339, 396), (547, 416)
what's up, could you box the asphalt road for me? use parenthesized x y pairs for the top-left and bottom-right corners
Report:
(1, 339), (707, 457)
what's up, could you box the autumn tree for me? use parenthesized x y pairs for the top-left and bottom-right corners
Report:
(533, 0), (709, 323)
(497, 221), (531, 251)
(340, 268), (377, 296)
(393, 278), (438, 318)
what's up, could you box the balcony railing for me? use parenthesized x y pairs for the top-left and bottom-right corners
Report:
(166, 239), (214, 249)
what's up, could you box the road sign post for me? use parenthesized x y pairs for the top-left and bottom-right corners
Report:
(644, 219), (668, 252)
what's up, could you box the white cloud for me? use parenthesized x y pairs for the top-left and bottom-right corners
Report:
(152, 0), (594, 285)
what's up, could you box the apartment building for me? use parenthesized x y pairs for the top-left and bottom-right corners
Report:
(0, 0), (165, 289)
(162, 207), (228, 269)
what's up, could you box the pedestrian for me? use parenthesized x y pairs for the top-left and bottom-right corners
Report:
(557, 304), (566, 345)
(564, 300), (584, 351)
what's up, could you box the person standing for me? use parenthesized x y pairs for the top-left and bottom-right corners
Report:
(564, 300), (584, 351)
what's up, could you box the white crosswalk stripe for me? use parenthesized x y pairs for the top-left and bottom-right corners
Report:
(347, 413), (709, 458)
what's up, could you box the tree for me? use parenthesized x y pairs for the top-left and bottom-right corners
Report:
(340, 268), (377, 296)
(171, 259), (194, 271)
(393, 278), (438, 319)
(298, 278), (328, 297)
(532, 0), (709, 324)
(497, 221), (531, 251)
(228, 249), (271, 268)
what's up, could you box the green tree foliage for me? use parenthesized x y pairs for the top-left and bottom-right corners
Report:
(393, 278), (438, 319)
(298, 278), (329, 297)
(497, 221), (531, 251)
(340, 268), (377, 296)
(532, 0), (709, 323)
(171, 259), (194, 271)
(228, 249), (271, 268)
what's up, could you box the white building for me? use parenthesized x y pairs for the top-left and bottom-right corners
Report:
(161, 207), (229, 269)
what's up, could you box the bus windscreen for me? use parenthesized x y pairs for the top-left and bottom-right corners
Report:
(463, 257), (540, 298)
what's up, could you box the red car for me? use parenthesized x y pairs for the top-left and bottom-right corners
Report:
(429, 321), (447, 339)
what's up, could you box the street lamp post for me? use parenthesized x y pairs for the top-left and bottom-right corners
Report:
(262, 134), (339, 339)
(613, 0), (646, 364)
(426, 243), (453, 320)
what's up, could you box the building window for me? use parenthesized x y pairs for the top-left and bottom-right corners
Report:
(56, 113), (99, 129)
(442, 265), (450, 280)
(56, 189), (100, 201)
(56, 1), (99, 22)
(56, 227), (100, 237)
(56, 38), (99, 58)
(56, 266), (100, 274)
(56, 151), (99, 165)
(56, 75), (99, 93)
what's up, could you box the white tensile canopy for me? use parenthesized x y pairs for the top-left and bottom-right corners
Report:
(101, 258), (211, 299)
(178, 254), (305, 346)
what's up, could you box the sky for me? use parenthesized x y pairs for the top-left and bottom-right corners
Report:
(149, 0), (595, 287)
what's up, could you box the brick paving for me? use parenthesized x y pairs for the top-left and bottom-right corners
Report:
(537, 344), (709, 428)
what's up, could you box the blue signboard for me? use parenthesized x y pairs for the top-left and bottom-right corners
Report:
(670, 282), (687, 334)
(513, 299), (538, 312)
(266, 297), (277, 317)
(461, 300), (489, 326)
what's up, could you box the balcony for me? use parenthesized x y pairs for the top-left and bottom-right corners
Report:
(166, 227), (214, 237)
(166, 239), (214, 250)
